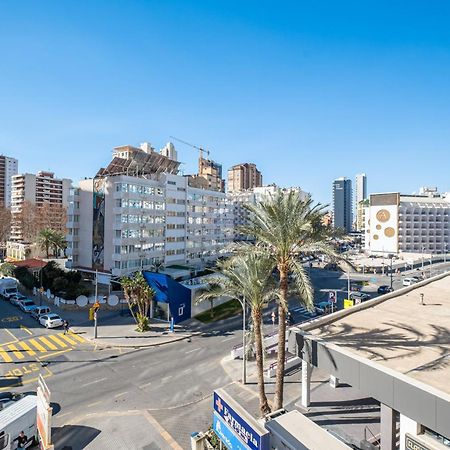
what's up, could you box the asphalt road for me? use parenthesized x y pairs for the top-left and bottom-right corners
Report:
(1, 262), (449, 449)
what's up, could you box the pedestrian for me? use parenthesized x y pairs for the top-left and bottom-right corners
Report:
(63, 319), (69, 335)
(16, 431), (27, 448)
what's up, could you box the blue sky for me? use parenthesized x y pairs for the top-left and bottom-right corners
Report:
(1, 1), (449, 204)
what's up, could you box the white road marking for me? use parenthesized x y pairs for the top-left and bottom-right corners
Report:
(87, 401), (102, 408)
(161, 375), (173, 383)
(114, 391), (128, 398)
(139, 381), (152, 389)
(81, 377), (108, 388)
(185, 347), (201, 354)
(222, 336), (235, 342)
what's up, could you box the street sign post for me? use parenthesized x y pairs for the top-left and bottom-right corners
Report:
(328, 291), (337, 313)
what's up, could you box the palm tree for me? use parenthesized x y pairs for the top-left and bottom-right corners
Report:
(51, 231), (67, 257)
(197, 253), (275, 416)
(121, 272), (155, 332)
(241, 191), (337, 410)
(38, 228), (54, 258)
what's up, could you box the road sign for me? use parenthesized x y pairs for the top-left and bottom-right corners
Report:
(328, 291), (337, 303)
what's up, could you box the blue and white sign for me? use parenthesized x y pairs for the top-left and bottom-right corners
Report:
(213, 413), (250, 450)
(213, 391), (269, 450)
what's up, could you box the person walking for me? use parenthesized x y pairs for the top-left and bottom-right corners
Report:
(63, 319), (69, 335)
(16, 431), (27, 448)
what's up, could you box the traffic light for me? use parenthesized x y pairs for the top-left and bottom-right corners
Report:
(93, 302), (100, 313)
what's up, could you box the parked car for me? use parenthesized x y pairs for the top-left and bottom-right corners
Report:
(316, 300), (335, 315)
(378, 285), (394, 294)
(10, 293), (27, 306)
(349, 291), (371, 302)
(403, 277), (419, 287)
(19, 299), (37, 313)
(30, 306), (51, 320)
(350, 283), (362, 292)
(39, 313), (63, 329)
(0, 277), (19, 299)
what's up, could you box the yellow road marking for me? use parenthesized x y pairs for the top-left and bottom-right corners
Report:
(18, 341), (36, 356)
(20, 325), (33, 335)
(48, 334), (67, 348)
(29, 339), (47, 352)
(58, 333), (77, 345)
(143, 411), (183, 450)
(69, 332), (85, 343)
(38, 348), (72, 359)
(38, 336), (58, 350)
(0, 347), (13, 363)
(0, 366), (53, 392)
(7, 344), (24, 360)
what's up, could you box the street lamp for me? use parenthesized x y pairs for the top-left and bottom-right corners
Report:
(445, 243), (448, 264)
(421, 246), (425, 273)
(388, 254), (394, 289)
(235, 297), (247, 385)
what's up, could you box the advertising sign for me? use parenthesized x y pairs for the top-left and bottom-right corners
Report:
(213, 413), (250, 450)
(405, 434), (431, 450)
(343, 299), (354, 309)
(213, 390), (269, 450)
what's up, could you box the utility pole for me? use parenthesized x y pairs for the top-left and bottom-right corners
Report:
(94, 270), (98, 339)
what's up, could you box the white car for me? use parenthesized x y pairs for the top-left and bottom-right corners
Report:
(39, 313), (64, 329)
(403, 277), (419, 287)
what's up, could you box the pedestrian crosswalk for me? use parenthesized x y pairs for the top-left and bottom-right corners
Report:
(0, 332), (85, 363)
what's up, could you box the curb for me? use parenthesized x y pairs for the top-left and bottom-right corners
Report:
(74, 329), (201, 349)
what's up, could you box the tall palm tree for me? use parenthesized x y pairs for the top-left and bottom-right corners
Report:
(37, 228), (54, 258)
(241, 191), (337, 410)
(51, 231), (67, 257)
(197, 253), (275, 416)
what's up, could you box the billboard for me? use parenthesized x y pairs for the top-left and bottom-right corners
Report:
(92, 177), (106, 270)
(213, 390), (269, 450)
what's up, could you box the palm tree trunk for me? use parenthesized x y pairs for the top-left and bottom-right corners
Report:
(253, 308), (271, 416)
(274, 266), (288, 410)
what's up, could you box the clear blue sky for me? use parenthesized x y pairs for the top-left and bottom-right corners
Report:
(1, 1), (449, 204)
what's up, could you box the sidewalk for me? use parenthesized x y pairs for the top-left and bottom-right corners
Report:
(29, 292), (194, 348)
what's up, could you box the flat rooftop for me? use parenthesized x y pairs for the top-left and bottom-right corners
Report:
(309, 274), (450, 396)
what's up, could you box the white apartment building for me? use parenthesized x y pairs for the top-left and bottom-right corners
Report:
(0, 155), (18, 207)
(66, 144), (233, 277)
(229, 185), (308, 241)
(365, 192), (450, 256)
(10, 171), (72, 241)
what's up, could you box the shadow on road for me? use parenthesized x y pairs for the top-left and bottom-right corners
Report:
(52, 425), (101, 450)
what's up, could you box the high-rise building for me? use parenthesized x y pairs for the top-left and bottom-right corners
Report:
(332, 177), (352, 232)
(159, 142), (178, 161)
(66, 143), (232, 276)
(0, 155), (18, 208)
(10, 171), (72, 241)
(364, 191), (450, 256)
(355, 173), (367, 206)
(227, 163), (262, 193)
(229, 185), (308, 241)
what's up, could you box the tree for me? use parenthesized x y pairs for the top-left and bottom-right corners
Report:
(38, 228), (54, 258)
(197, 253), (275, 416)
(241, 191), (337, 410)
(50, 230), (67, 257)
(0, 207), (11, 243)
(121, 272), (155, 332)
(0, 262), (15, 277)
(15, 201), (39, 242)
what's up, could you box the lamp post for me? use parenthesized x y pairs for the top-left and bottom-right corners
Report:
(421, 247), (425, 273)
(346, 271), (350, 300)
(235, 297), (247, 385)
(445, 243), (448, 264)
(94, 269), (98, 339)
(388, 254), (394, 289)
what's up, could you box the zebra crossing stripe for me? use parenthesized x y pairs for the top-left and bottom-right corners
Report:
(18, 341), (36, 356)
(29, 339), (47, 352)
(58, 333), (77, 345)
(39, 336), (58, 350)
(7, 344), (24, 360)
(0, 347), (13, 363)
(48, 334), (68, 348)
(69, 333), (85, 343)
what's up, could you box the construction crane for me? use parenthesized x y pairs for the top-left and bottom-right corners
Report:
(169, 136), (210, 160)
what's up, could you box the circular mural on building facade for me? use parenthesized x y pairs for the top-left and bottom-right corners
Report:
(376, 209), (391, 223)
(384, 227), (395, 238)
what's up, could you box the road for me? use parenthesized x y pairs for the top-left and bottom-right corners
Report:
(1, 262), (449, 449)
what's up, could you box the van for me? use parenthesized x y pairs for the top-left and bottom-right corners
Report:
(30, 306), (51, 320)
(403, 277), (419, 287)
(0, 278), (18, 300)
(0, 395), (37, 449)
